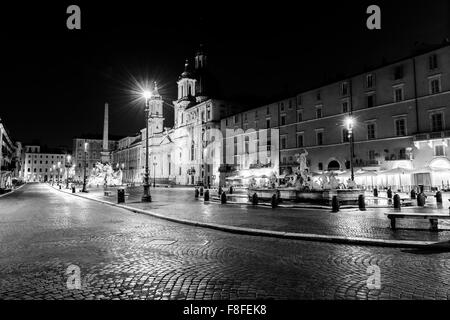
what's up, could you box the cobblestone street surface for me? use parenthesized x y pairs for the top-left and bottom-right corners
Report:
(70, 185), (450, 242)
(1, 183), (450, 300)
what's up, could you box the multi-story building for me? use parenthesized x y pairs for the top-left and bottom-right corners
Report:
(72, 136), (118, 182)
(110, 47), (245, 186)
(111, 134), (142, 184)
(22, 145), (69, 183)
(226, 43), (450, 191)
(0, 118), (19, 189)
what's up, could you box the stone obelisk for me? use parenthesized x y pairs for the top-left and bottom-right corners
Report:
(100, 103), (110, 164)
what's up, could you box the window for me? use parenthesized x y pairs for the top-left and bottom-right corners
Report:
(429, 54), (438, 70)
(266, 119), (271, 128)
(297, 134), (304, 147)
(297, 110), (303, 122)
(281, 115), (286, 125)
(394, 87), (404, 102)
(316, 91), (321, 101)
(191, 143), (195, 161)
(316, 131), (323, 145)
(207, 108), (211, 120)
(341, 101), (348, 113)
(395, 118), (406, 136)
(316, 106), (322, 119)
(280, 102), (285, 112)
(431, 113), (443, 132)
(266, 107), (270, 115)
(342, 128), (349, 143)
(297, 96), (302, 107)
(234, 114), (239, 123)
(366, 74), (375, 88)
(33, 168), (36, 172)
(368, 150), (376, 161)
(341, 82), (348, 96)
(367, 94), (375, 108)
(367, 123), (376, 140)
(394, 65), (403, 80)
(281, 136), (287, 149)
(27, 168), (30, 172)
(430, 78), (441, 94)
(435, 145), (445, 156)
(318, 162), (323, 171)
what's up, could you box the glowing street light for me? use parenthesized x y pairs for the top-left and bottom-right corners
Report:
(141, 85), (156, 202)
(82, 141), (89, 192)
(345, 116), (355, 181)
(65, 154), (72, 189)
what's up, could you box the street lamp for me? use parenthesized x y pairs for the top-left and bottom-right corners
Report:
(345, 117), (355, 181)
(153, 162), (157, 188)
(141, 89), (152, 202)
(57, 161), (62, 185)
(52, 164), (56, 185)
(82, 141), (88, 192)
(65, 155), (72, 189)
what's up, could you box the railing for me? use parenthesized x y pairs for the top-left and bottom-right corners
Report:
(414, 130), (450, 141)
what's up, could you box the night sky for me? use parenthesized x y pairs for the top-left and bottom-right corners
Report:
(1, 1), (449, 149)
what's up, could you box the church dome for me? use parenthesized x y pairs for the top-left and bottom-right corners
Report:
(179, 59), (193, 79)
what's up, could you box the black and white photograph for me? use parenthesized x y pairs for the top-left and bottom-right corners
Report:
(1, 0), (450, 314)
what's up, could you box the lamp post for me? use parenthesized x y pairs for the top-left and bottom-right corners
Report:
(65, 155), (72, 189)
(82, 141), (88, 192)
(152, 162), (157, 188)
(141, 90), (152, 202)
(57, 161), (62, 185)
(345, 117), (355, 181)
(52, 164), (56, 185)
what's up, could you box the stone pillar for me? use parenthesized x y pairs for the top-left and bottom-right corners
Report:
(101, 103), (110, 164)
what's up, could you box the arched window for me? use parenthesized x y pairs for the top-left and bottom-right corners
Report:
(327, 160), (340, 171)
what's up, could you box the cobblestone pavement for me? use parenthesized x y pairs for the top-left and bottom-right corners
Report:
(72, 185), (450, 242)
(1, 183), (450, 300)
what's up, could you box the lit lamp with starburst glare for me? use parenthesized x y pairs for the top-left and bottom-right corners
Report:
(141, 90), (152, 202)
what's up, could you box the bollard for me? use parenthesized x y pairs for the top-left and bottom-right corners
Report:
(117, 188), (125, 204)
(331, 196), (340, 212)
(435, 191), (442, 204)
(200, 187), (204, 196)
(373, 188), (378, 198)
(271, 194), (278, 208)
(229, 186), (233, 194)
(417, 193), (426, 207)
(410, 189), (416, 200)
(195, 188), (199, 199)
(358, 194), (366, 211)
(59, 185), (62, 190)
(387, 188), (392, 199)
(393, 194), (401, 210)
(252, 193), (258, 205)
(204, 189), (209, 201)
(276, 189), (281, 203)
(220, 191), (227, 204)
(72, 186), (75, 194)
(218, 186), (222, 197)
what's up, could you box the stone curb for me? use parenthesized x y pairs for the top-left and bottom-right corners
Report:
(51, 185), (444, 249)
(0, 183), (26, 199)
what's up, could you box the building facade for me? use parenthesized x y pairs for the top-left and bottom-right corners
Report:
(0, 118), (20, 189)
(22, 145), (69, 183)
(111, 48), (244, 186)
(226, 43), (450, 191)
(72, 138), (118, 182)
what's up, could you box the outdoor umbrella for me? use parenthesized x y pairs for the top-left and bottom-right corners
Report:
(380, 167), (412, 189)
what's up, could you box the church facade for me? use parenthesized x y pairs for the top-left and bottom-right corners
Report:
(112, 47), (244, 186)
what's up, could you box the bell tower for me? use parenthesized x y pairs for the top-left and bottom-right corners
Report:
(148, 82), (164, 135)
(194, 44), (208, 101)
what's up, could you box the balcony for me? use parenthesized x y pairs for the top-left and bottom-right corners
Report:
(414, 130), (450, 141)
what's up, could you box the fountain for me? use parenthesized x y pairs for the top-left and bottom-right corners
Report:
(87, 162), (123, 187)
(248, 149), (363, 205)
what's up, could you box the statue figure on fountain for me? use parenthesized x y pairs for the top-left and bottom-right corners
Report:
(87, 162), (123, 186)
(292, 149), (312, 191)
